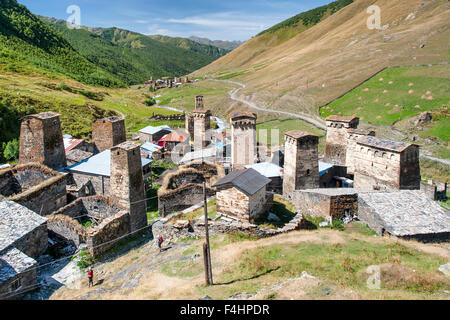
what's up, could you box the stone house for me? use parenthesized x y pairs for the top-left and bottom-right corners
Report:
(358, 191), (450, 242)
(291, 188), (358, 220)
(0, 163), (67, 216)
(213, 168), (272, 224)
(67, 149), (152, 196)
(138, 125), (173, 143)
(420, 180), (448, 201)
(159, 130), (190, 151)
(0, 198), (48, 299)
(353, 136), (421, 191)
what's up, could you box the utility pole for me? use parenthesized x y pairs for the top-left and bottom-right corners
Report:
(203, 182), (213, 285)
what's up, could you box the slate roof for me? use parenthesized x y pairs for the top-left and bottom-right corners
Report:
(66, 149), (152, 177)
(358, 191), (450, 237)
(0, 247), (37, 284)
(357, 136), (416, 153)
(0, 198), (48, 253)
(213, 168), (271, 195)
(139, 125), (173, 135)
(285, 130), (318, 140)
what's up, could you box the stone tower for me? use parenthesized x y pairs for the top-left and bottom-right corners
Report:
(324, 115), (359, 165)
(283, 131), (319, 199)
(346, 128), (375, 175)
(185, 114), (194, 139)
(92, 117), (126, 153)
(193, 96), (211, 151)
(19, 112), (67, 170)
(110, 141), (147, 232)
(230, 112), (257, 169)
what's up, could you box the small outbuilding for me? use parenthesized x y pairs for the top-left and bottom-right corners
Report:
(213, 168), (272, 223)
(138, 125), (173, 143)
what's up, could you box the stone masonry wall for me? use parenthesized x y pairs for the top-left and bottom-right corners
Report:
(0, 265), (37, 300)
(193, 112), (211, 151)
(71, 173), (110, 196)
(231, 122), (256, 168)
(283, 134), (319, 199)
(324, 122), (348, 165)
(92, 118), (126, 152)
(11, 223), (48, 259)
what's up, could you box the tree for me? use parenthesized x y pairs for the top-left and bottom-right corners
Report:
(3, 139), (19, 161)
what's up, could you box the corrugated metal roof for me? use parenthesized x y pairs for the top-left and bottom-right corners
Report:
(141, 142), (162, 153)
(64, 137), (84, 153)
(213, 168), (271, 195)
(245, 162), (283, 178)
(139, 125), (173, 135)
(180, 146), (218, 163)
(66, 149), (151, 177)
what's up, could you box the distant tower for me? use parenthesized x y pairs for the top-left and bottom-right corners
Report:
(19, 112), (67, 170)
(193, 96), (211, 151)
(92, 117), (126, 153)
(230, 112), (257, 169)
(185, 114), (194, 139)
(110, 141), (147, 232)
(324, 115), (359, 165)
(283, 131), (319, 199)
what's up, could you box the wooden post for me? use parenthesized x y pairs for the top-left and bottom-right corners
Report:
(203, 182), (213, 285)
(203, 243), (210, 285)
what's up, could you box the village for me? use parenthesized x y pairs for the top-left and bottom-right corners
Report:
(0, 93), (449, 300)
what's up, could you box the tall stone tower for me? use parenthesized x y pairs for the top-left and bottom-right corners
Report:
(92, 117), (126, 153)
(19, 112), (67, 170)
(110, 141), (147, 232)
(192, 96), (211, 151)
(324, 115), (359, 165)
(283, 131), (319, 199)
(230, 112), (257, 169)
(185, 114), (194, 139)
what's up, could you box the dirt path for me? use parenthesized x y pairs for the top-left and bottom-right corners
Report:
(212, 79), (327, 131)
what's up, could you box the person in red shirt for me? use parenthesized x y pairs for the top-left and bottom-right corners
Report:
(158, 236), (163, 252)
(88, 268), (94, 288)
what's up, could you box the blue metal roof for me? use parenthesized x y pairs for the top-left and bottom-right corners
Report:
(141, 142), (162, 153)
(245, 162), (283, 178)
(319, 161), (334, 177)
(67, 149), (151, 177)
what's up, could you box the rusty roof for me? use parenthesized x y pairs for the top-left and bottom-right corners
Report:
(159, 130), (190, 143)
(357, 136), (417, 152)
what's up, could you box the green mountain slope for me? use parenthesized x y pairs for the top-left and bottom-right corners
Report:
(189, 36), (243, 51)
(149, 35), (229, 60)
(0, 0), (124, 87)
(40, 18), (224, 85)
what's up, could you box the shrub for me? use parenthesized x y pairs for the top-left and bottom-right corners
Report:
(3, 139), (19, 161)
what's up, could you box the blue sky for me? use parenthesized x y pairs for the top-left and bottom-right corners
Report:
(18, 0), (331, 41)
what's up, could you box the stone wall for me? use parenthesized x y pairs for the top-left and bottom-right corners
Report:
(231, 115), (257, 168)
(1, 164), (67, 216)
(47, 215), (85, 246)
(283, 132), (319, 199)
(421, 181), (448, 201)
(346, 129), (375, 175)
(354, 145), (420, 191)
(19, 112), (67, 170)
(71, 172), (110, 196)
(324, 123), (349, 165)
(216, 186), (269, 224)
(86, 211), (131, 258)
(110, 142), (147, 232)
(292, 189), (358, 220)
(186, 115), (194, 139)
(92, 117), (126, 152)
(11, 223), (48, 259)
(158, 183), (215, 217)
(193, 111), (211, 151)
(0, 264), (37, 300)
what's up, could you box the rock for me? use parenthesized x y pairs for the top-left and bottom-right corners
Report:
(414, 111), (432, 125)
(319, 222), (329, 227)
(300, 271), (315, 279)
(438, 263), (450, 276)
(201, 295), (214, 300)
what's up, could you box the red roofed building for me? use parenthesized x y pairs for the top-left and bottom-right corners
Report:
(158, 130), (190, 151)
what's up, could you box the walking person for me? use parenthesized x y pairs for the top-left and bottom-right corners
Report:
(158, 236), (164, 252)
(88, 267), (94, 288)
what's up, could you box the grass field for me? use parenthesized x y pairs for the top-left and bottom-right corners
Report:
(321, 65), (450, 126)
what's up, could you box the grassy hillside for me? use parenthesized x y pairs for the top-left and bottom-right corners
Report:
(41, 18), (223, 85)
(0, 0), (124, 87)
(193, 0), (449, 116)
(50, 224), (450, 300)
(149, 35), (229, 60)
(321, 64), (450, 126)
